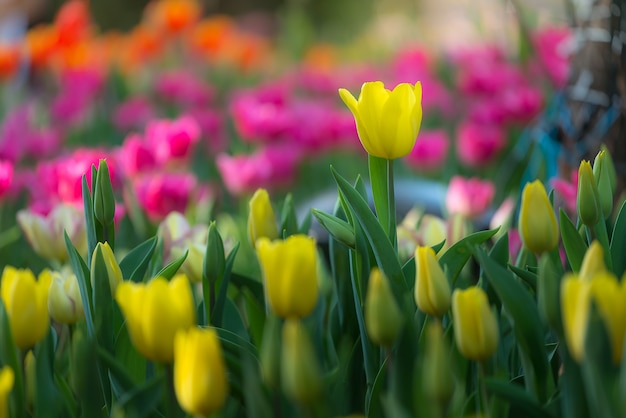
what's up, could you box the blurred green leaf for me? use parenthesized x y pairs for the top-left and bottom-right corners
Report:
(485, 378), (555, 418)
(560, 209), (588, 273)
(153, 250), (188, 280)
(83, 173), (98, 266)
(366, 357), (388, 418)
(440, 228), (499, 286)
(34, 332), (64, 418)
(212, 243), (240, 328)
(119, 237), (158, 283)
(0, 299), (25, 418)
(114, 374), (165, 418)
(65, 232), (95, 338)
(611, 200), (626, 277)
(508, 265), (538, 291)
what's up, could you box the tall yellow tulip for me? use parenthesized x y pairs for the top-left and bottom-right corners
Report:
(1, 267), (51, 349)
(115, 274), (196, 363)
(248, 188), (279, 249)
(256, 235), (318, 319)
(174, 327), (229, 416)
(414, 246), (451, 317)
(452, 287), (499, 361)
(339, 81), (422, 159)
(518, 180), (558, 254)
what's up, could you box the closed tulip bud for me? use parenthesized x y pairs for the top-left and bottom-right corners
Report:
(339, 81), (423, 159)
(561, 274), (589, 362)
(256, 235), (319, 319)
(172, 240), (204, 283)
(422, 321), (454, 404)
(579, 241), (606, 281)
(593, 150), (614, 219)
(365, 268), (404, 347)
(414, 246), (451, 317)
(248, 189), (278, 249)
(600, 145), (617, 193)
(1, 267), (51, 349)
(174, 327), (229, 416)
(93, 159), (116, 226)
(203, 221), (225, 285)
(452, 287), (499, 361)
(588, 273), (626, 363)
(518, 180), (559, 254)
(48, 270), (84, 324)
(312, 209), (355, 248)
(577, 160), (601, 227)
(115, 274), (196, 363)
(0, 366), (13, 418)
(281, 319), (322, 404)
(91, 242), (123, 295)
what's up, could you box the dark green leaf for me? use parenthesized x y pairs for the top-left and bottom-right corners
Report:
(153, 250), (188, 280)
(440, 228), (499, 286)
(560, 209), (588, 273)
(212, 243), (240, 328)
(485, 378), (555, 418)
(0, 300), (25, 418)
(65, 232), (95, 337)
(611, 200), (626, 277)
(119, 237), (158, 283)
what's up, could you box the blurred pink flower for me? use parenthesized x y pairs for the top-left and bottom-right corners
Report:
(230, 88), (291, 143)
(145, 116), (201, 166)
(186, 108), (226, 154)
(508, 228), (522, 261)
(456, 121), (505, 167)
(155, 70), (215, 109)
(500, 84), (543, 123)
(0, 160), (13, 200)
(552, 169), (578, 213)
(445, 176), (495, 219)
(532, 26), (573, 88)
(52, 69), (104, 128)
(405, 129), (449, 172)
(112, 96), (156, 131)
(457, 61), (524, 96)
(216, 145), (302, 196)
(117, 134), (158, 177)
(133, 172), (198, 221)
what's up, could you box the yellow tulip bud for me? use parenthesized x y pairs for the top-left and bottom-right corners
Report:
(281, 319), (322, 404)
(422, 321), (454, 404)
(339, 81), (423, 159)
(256, 235), (318, 319)
(414, 246), (451, 317)
(579, 241), (606, 281)
(115, 274), (196, 363)
(174, 327), (229, 416)
(589, 273), (626, 363)
(1, 267), (51, 349)
(577, 160), (601, 227)
(248, 189), (278, 249)
(593, 150), (614, 219)
(365, 268), (404, 347)
(48, 270), (84, 324)
(0, 366), (13, 418)
(561, 274), (590, 362)
(91, 242), (123, 295)
(518, 180), (559, 254)
(452, 287), (499, 361)
(599, 145), (617, 193)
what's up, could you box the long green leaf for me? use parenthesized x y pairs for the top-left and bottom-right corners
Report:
(331, 167), (407, 291)
(34, 331), (64, 418)
(212, 243), (240, 328)
(485, 379), (555, 418)
(119, 237), (158, 282)
(440, 228), (499, 285)
(475, 248), (550, 402)
(0, 300), (24, 418)
(82, 173), (98, 266)
(65, 232), (95, 337)
(154, 250), (188, 280)
(611, 200), (626, 277)
(560, 209), (587, 273)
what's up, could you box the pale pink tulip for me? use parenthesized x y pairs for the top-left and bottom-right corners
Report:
(133, 172), (197, 221)
(456, 121), (505, 167)
(445, 176), (495, 219)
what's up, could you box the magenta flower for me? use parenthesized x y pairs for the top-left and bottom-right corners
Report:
(0, 160), (13, 200)
(186, 109), (226, 154)
(552, 170), (578, 213)
(456, 121), (505, 167)
(532, 26), (573, 88)
(145, 116), (201, 166)
(113, 97), (156, 132)
(216, 146), (302, 196)
(445, 176), (495, 219)
(117, 134), (158, 177)
(154, 70), (215, 109)
(230, 89), (291, 143)
(132, 172), (198, 221)
(405, 129), (449, 172)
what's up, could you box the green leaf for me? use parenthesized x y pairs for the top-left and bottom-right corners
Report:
(508, 265), (538, 291)
(485, 379), (555, 418)
(34, 332), (64, 418)
(331, 166), (408, 291)
(611, 200), (626, 277)
(212, 242), (240, 328)
(440, 228), (499, 286)
(242, 288), (265, 347)
(280, 194), (299, 237)
(65, 232), (95, 337)
(221, 298), (249, 341)
(312, 209), (355, 249)
(82, 175), (98, 266)
(114, 374), (164, 418)
(0, 300), (25, 418)
(560, 209), (588, 273)
(119, 237), (158, 283)
(153, 250), (188, 280)
(475, 248), (550, 402)
(366, 357), (388, 418)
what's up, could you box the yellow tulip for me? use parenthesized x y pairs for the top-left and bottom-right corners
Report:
(247, 188), (278, 249)
(174, 327), (229, 416)
(115, 274), (196, 363)
(281, 319), (322, 404)
(256, 235), (318, 319)
(560, 274), (590, 362)
(589, 273), (626, 363)
(0, 366), (13, 418)
(577, 160), (601, 227)
(1, 267), (51, 349)
(48, 270), (84, 324)
(578, 241), (606, 281)
(452, 287), (499, 361)
(365, 268), (403, 347)
(339, 81), (423, 159)
(91, 242), (123, 295)
(414, 246), (451, 317)
(518, 180), (558, 254)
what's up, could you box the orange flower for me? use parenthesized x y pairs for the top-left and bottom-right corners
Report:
(54, 0), (91, 47)
(0, 44), (20, 80)
(25, 25), (60, 71)
(303, 44), (336, 72)
(187, 16), (234, 58)
(145, 0), (202, 35)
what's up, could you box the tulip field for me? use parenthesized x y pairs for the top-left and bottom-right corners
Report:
(0, 0), (625, 417)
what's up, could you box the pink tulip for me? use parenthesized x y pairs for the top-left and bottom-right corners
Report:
(145, 116), (201, 166)
(0, 160), (13, 200)
(551, 170), (578, 213)
(405, 129), (449, 172)
(230, 88), (291, 143)
(154, 70), (215, 109)
(456, 121), (505, 167)
(117, 134), (158, 177)
(132, 172), (198, 222)
(532, 26), (573, 88)
(113, 96), (156, 132)
(445, 176), (495, 219)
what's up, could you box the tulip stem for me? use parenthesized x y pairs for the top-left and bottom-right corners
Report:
(368, 156), (397, 249)
(478, 362), (491, 418)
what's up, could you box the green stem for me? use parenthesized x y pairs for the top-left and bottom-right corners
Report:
(387, 159), (397, 250)
(478, 362), (491, 418)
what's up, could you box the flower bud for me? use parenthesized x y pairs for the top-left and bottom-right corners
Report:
(577, 160), (601, 227)
(599, 144), (617, 193)
(588, 273), (626, 363)
(0, 366), (14, 418)
(414, 246), (451, 317)
(174, 327), (229, 416)
(312, 209), (355, 248)
(452, 287), (499, 361)
(256, 235), (318, 319)
(93, 159), (116, 226)
(593, 150), (614, 219)
(48, 270), (84, 324)
(518, 180), (558, 254)
(579, 241), (606, 281)
(422, 321), (454, 404)
(1, 267), (51, 349)
(281, 319), (322, 404)
(365, 268), (404, 347)
(561, 274), (590, 362)
(248, 188), (278, 249)
(91, 242), (123, 295)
